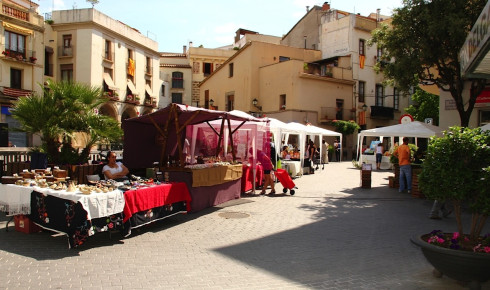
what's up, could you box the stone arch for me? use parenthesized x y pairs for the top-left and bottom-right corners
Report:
(121, 105), (138, 121)
(99, 103), (118, 120)
(141, 108), (153, 116)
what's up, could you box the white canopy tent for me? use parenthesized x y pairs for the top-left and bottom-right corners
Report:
(356, 121), (444, 165)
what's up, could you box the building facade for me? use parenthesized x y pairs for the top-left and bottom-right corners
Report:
(0, 0), (45, 146)
(160, 50), (192, 108)
(199, 41), (356, 154)
(45, 8), (161, 123)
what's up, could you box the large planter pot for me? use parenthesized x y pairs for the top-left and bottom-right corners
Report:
(411, 234), (490, 289)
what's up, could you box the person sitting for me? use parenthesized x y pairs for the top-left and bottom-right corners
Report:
(281, 146), (290, 159)
(102, 151), (129, 181)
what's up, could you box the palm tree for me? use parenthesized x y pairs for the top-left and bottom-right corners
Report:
(12, 80), (123, 164)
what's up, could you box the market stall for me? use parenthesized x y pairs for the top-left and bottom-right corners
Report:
(356, 121), (444, 167)
(122, 104), (268, 210)
(0, 182), (191, 248)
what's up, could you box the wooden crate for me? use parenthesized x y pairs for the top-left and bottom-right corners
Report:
(360, 170), (371, 188)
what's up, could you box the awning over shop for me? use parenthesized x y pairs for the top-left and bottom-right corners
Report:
(127, 80), (138, 96)
(103, 73), (117, 90)
(2, 22), (32, 35)
(145, 84), (154, 97)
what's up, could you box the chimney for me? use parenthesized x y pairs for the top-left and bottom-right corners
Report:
(189, 41), (193, 47)
(183, 45), (187, 53)
(322, 2), (330, 11)
(306, 6), (309, 12)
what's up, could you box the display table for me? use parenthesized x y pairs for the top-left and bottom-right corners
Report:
(281, 160), (302, 177)
(0, 183), (191, 248)
(165, 164), (242, 213)
(362, 154), (392, 170)
(241, 164), (263, 193)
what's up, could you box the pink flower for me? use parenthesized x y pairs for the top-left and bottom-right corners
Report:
(452, 232), (459, 240)
(437, 237), (445, 244)
(484, 247), (490, 253)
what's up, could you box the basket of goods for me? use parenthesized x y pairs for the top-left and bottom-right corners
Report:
(20, 171), (35, 179)
(1, 176), (23, 184)
(53, 169), (67, 178)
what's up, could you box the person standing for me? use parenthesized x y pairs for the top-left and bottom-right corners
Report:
(321, 139), (329, 165)
(334, 139), (341, 162)
(307, 139), (316, 174)
(257, 149), (275, 195)
(375, 142), (384, 170)
(393, 137), (412, 193)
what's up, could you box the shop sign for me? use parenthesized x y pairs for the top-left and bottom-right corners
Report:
(445, 99), (457, 110)
(460, 1), (490, 76)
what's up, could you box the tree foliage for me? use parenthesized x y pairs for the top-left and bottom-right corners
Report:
(330, 120), (360, 136)
(405, 87), (439, 125)
(12, 80), (123, 164)
(419, 127), (490, 240)
(370, 0), (487, 127)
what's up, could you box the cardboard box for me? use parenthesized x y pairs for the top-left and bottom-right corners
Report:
(14, 215), (41, 234)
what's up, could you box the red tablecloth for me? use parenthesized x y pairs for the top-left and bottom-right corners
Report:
(123, 182), (192, 223)
(241, 164), (264, 192)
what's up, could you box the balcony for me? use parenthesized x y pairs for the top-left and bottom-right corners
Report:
(370, 106), (395, 120)
(2, 87), (32, 98)
(58, 46), (73, 57)
(319, 107), (355, 123)
(2, 4), (29, 21)
(2, 49), (37, 64)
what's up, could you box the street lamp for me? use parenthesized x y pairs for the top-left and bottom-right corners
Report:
(209, 99), (214, 107)
(362, 104), (368, 111)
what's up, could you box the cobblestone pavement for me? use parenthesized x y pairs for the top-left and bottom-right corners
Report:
(1, 162), (489, 289)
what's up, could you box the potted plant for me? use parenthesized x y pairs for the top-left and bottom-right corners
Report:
(29, 56), (37, 63)
(412, 127), (490, 288)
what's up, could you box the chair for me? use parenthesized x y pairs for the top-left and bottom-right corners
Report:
(85, 174), (101, 184)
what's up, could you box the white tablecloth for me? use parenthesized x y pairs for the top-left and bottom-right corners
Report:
(281, 160), (302, 177)
(362, 155), (392, 170)
(0, 184), (125, 220)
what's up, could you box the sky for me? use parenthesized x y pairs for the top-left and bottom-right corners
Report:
(35, 0), (402, 53)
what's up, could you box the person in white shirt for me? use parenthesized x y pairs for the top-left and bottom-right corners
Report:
(102, 151), (129, 181)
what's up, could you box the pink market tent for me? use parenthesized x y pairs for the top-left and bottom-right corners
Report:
(122, 104), (267, 169)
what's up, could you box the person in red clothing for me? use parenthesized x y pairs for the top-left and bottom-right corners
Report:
(257, 149), (275, 195)
(393, 137), (412, 193)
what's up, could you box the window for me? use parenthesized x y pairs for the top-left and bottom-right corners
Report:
(336, 99), (344, 120)
(172, 93), (183, 104)
(279, 56), (290, 62)
(127, 49), (135, 80)
(226, 94), (234, 111)
(229, 63), (234, 77)
(359, 39), (365, 56)
(60, 64), (73, 82)
(375, 84), (384, 106)
(10, 68), (21, 89)
(203, 62), (213, 76)
(104, 40), (112, 60)
(193, 62), (200, 73)
(161, 84), (166, 97)
(280, 94), (286, 110)
(205, 90), (210, 109)
(480, 110), (490, 126)
(393, 87), (400, 110)
(358, 81), (365, 103)
(172, 72), (183, 88)
(45, 47), (53, 76)
(4, 30), (26, 59)
(146, 56), (152, 74)
(63, 34), (72, 48)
